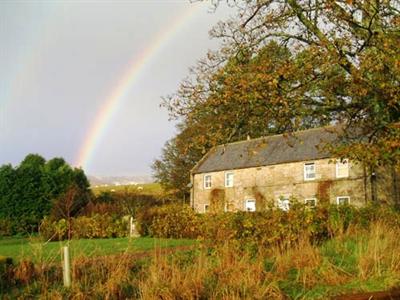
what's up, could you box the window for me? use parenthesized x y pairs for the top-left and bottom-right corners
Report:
(204, 175), (212, 189)
(204, 204), (209, 213)
(225, 172), (234, 187)
(304, 163), (316, 180)
(305, 198), (317, 208)
(337, 196), (350, 205)
(277, 197), (290, 211)
(245, 199), (256, 212)
(336, 159), (349, 178)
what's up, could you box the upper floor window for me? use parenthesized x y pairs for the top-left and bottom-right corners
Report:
(336, 159), (349, 178)
(305, 198), (317, 208)
(245, 199), (256, 212)
(204, 175), (212, 189)
(304, 163), (316, 180)
(225, 172), (234, 187)
(337, 196), (350, 205)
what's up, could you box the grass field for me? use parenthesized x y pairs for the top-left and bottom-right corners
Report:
(90, 182), (163, 196)
(2, 222), (400, 299)
(0, 236), (194, 262)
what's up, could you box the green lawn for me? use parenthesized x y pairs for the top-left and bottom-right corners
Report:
(0, 236), (194, 262)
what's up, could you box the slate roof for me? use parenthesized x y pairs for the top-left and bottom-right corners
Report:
(192, 126), (341, 174)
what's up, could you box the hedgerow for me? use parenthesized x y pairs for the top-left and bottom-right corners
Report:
(140, 203), (400, 248)
(39, 214), (128, 241)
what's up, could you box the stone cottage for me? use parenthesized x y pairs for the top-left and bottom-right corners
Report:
(190, 126), (399, 213)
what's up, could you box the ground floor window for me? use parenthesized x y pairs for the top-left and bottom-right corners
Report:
(277, 197), (290, 211)
(305, 198), (317, 208)
(204, 204), (209, 213)
(224, 202), (230, 212)
(245, 199), (256, 212)
(337, 196), (350, 205)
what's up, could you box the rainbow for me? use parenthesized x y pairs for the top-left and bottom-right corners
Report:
(75, 3), (202, 171)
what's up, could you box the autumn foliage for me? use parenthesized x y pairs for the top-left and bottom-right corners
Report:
(153, 0), (400, 197)
(137, 203), (400, 249)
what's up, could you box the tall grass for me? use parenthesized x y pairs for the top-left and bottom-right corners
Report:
(3, 221), (400, 299)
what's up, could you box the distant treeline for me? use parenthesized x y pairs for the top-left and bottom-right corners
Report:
(0, 154), (90, 234)
(0, 154), (169, 236)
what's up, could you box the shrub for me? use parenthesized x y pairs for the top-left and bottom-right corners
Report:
(39, 214), (128, 241)
(149, 204), (200, 238)
(39, 217), (68, 241)
(0, 218), (13, 236)
(87, 191), (165, 218)
(135, 206), (160, 236)
(138, 203), (400, 249)
(83, 201), (122, 217)
(73, 214), (128, 239)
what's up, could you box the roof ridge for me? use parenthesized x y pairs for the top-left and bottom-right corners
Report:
(216, 125), (338, 148)
(193, 124), (340, 174)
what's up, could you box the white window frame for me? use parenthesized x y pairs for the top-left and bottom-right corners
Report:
(305, 198), (317, 208)
(337, 196), (350, 205)
(336, 159), (349, 178)
(277, 197), (290, 211)
(225, 172), (234, 188)
(245, 199), (256, 212)
(204, 204), (209, 213)
(203, 174), (212, 189)
(304, 162), (316, 181)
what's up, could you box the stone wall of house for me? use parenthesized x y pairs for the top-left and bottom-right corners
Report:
(374, 165), (400, 206)
(191, 158), (371, 213)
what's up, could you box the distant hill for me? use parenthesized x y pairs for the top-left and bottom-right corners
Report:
(88, 175), (153, 187)
(90, 182), (163, 196)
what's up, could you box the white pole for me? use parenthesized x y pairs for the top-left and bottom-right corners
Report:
(130, 216), (138, 237)
(130, 216), (134, 237)
(63, 246), (71, 287)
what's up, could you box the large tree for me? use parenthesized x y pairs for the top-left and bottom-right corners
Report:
(154, 0), (399, 196)
(207, 0), (400, 164)
(155, 41), (330, 196)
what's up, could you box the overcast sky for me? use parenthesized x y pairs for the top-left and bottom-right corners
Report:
(0, 0), (231, 176)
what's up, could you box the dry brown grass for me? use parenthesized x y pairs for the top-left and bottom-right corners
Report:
(4, 221), (400, 299)
(357, 222), (400, 279)
(269, 235), (322, 289)
(139, 244), (285, 300)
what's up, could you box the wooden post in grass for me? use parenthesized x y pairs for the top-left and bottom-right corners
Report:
(62, 246), (71, 287)
(130, 216), (138, 237)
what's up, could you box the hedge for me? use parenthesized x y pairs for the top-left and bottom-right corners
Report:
(137, 203), (400, 248)
(39, 214), (128, 241)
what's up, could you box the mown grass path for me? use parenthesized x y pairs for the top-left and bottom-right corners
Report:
(0, 236), (195, 262)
